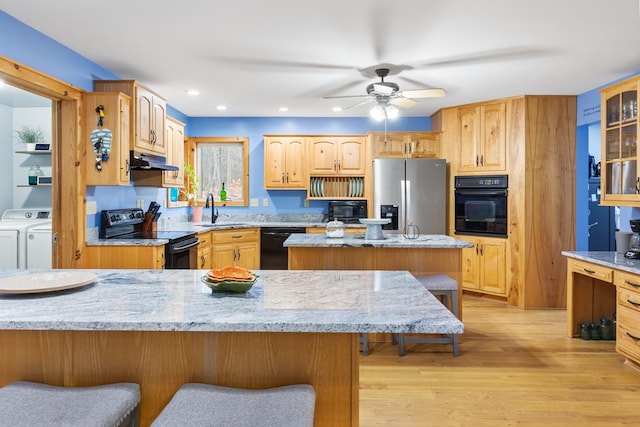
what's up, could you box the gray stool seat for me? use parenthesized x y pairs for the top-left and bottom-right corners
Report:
(152, 383), (315, 427)
(396, 274), (460, 357)
(0, 381), (140, 427)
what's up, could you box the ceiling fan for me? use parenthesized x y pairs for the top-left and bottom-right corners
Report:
(323, 68), (446, 114)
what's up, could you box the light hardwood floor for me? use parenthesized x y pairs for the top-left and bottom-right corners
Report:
(359, 296), (640, 426)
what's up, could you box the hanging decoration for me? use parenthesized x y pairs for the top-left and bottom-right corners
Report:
(90, 104), (112, 171)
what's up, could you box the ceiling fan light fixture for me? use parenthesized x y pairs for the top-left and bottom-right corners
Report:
(370, 104), (399, 121)
(386, 105), (399, 120)
(370, 104), (386, 121)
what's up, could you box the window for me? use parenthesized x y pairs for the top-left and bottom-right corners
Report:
(194, 137), (249, 206)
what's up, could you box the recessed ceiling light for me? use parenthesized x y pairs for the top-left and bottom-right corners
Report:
(279, 107), (289, 112)
(186, 89), (200, 96)
(332, 106), (343, 112)
(216, 105), (227, 111)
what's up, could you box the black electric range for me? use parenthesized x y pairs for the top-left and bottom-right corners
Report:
(99, 208), (199, 269)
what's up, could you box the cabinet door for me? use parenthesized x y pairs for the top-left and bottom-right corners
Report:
(264, 138), (287, 188)
(337, 137), (366, 175)
(135, 86), (154, 152)
(410, 132), (441, 158)
(479, 102), (506, 171)
(151, 97), (167, 155)
(461, 238), (481, 290)
(457, 107), (480, 172)
(212, 243), (236, 268)
(479, 239), (506, 295)
(118, 97), (132, 184)
(164, 118), (184, 187)
(309, 138), (338, 175)
(284, 138), (306, 187)
(236, 242), (259, 269)
(370, 132), (406, 158)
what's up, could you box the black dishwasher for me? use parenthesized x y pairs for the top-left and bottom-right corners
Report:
(260, 227), (307, 270)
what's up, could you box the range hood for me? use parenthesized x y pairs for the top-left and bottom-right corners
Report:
(129, 151), (178, 171)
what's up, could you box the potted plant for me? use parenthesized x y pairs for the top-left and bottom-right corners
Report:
(15, 125), (46, 151)
(180, 163), (203, 222)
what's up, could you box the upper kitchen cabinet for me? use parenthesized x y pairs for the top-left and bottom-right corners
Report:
(163, 116), (185, 187)
(599, 75), (639, 206)
(264, 135), (306, 189)
(84, 92), (132, 186)
(369, 131), (442, 158)
(93, 80), (167, 156)
(308, 136), (366, 176)
(457, 102), (506, 173)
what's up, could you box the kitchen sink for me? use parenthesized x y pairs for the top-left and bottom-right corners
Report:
(198, 223), (246, 228)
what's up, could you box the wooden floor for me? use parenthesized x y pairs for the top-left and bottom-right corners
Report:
(359, 296), (640, 426)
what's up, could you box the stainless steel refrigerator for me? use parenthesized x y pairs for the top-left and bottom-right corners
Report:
(373, 158), (446, 235)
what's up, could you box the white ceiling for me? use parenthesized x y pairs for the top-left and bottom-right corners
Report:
(1, 0), (640, 117)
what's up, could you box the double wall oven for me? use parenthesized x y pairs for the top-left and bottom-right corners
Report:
(100, 208), (199, 269)
(454, 175), (508, 238)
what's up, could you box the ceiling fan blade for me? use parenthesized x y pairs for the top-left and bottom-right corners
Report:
(401, 88), (446, 98)
(323, 94), (372, 100)
(211, 56), (356, 72)
(373, 83), (394, 95)
(390, 97), (418, 109)
(343, 99), (375, 111)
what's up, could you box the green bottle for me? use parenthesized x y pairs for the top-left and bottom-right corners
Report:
(220, 182), (227, 201)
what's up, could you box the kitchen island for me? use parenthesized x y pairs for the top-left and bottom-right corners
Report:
(285, 233), (473, 318)
(0, 269), (461, 427)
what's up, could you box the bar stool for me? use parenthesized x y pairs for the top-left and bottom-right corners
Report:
(395, 274), (460, 357)
(152, 383), (315, 427)
(0, 381), (140, 426)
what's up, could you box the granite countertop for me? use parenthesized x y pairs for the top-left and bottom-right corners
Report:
(0, 269), (462, 335)
(562, 251), (640, 275)
(284, 233), (474, 249)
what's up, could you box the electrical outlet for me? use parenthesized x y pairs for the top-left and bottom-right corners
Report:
(250, 198), (259, 207)
(304, 199), (309, 208)
(262, 198), (269, 207)
(86, 201), (97, 215)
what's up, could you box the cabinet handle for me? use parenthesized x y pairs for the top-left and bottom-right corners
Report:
(150, 129), (156, 144)
(286, 172), (289, 183)
(480, 244), (484, 256)
(627, 298), (640, 307)
(334, 159), (337, 172)
(625, 280), (640, 288)
(281, 173), (285, 183)
(583, 268), (596, 274)
(475, 245), (478, 255)
(200, 255), (205, 268)
(233, 249), (237, 262)
(475, 155), (479, 167)
(626, 332), (640, 342)
(337, 159), (341, 171)
(232, 235), (242, 239)
(125, 159), (130, 176)
(636, 177), (640, 194)
(480, 154), (484, 166)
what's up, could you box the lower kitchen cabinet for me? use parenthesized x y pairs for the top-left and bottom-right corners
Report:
(211, 228), (260, 269)
(461, 236), (506, 296)
(305, 227), (365, 235)
(83, 245), (165, 269)
(197, 231), (212, 269)
(615, 270), (640, 363)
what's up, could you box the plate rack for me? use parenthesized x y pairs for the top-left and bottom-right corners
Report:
(308, 176), (365, 199)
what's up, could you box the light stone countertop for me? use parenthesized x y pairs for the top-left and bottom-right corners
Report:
(0, 269), (463, 335)
(562, 251), (640, 275)
(284, 233), (474, 249)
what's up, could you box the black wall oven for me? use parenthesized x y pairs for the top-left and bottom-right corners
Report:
(454, 175), (508, 237)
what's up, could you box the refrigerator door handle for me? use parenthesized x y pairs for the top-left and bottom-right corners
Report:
(405, 179), (411, 227)
(401, 179), (407, 231)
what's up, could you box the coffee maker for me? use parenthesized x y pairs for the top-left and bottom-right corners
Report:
(624, 219), (640, 259)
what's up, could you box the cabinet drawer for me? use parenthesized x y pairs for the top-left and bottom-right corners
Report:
(211, 228), (259, 243)
(615, 270), (640, 292)
(618, 287), (640, 313)
(616, 306), (640, 363)
(571, 260), (613, 282)
(198, 231), (211, 246)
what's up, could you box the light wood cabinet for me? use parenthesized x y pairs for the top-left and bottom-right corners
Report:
(369, 131), (441, 158)
(83, 245), (165, 269)
(84, 92), (132, 186)
(457, 102), (506, 173)
(599, 75), (639, 206)
(308, 136), (366, 176)
(197, 231), (212, 270)
(615, 270), (640, 363)
(163, 117), (185, 187)
(264, 136), (306, 189)
(210, 228), (260, 269)
(305, 227), (365, 235)
(93, 80), (167, 156)
(461, 236), (506, 296)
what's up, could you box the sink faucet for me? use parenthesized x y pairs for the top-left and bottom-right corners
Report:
(205, 193), (219, 224)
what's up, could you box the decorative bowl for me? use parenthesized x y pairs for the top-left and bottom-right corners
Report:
(200, 275), (257, 293)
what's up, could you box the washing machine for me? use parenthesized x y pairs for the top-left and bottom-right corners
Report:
(0, 208), (52, 269)
(27, 222), (53, 268)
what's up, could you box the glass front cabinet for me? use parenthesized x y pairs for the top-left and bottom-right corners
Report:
(601, 76), (639, 206)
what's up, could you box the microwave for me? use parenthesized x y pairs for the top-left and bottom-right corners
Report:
(328, 200), (367, 223)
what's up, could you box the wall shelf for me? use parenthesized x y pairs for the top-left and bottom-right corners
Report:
(17, 184), (52, 187)
(15, 150), (52, 155)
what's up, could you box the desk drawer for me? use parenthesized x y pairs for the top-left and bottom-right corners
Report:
(616, 306), (640, 363)
(615, 270), (640, 293)
(571, 260), (613, 282)
(618, 287), (640, 312)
